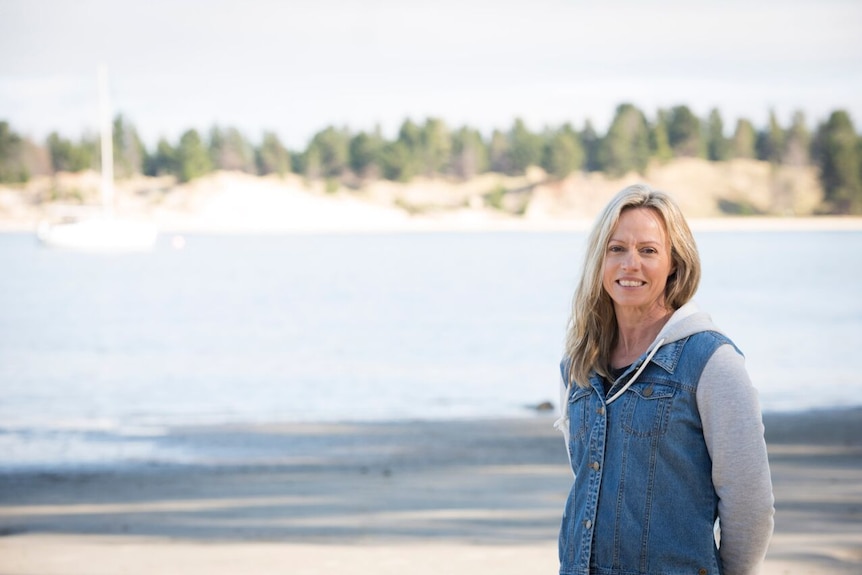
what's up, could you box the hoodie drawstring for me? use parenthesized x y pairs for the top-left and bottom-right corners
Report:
(555, 337), (667, 433)
(606, 338), (665, 405)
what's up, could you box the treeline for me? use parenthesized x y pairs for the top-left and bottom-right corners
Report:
(1, 103), (861, 213)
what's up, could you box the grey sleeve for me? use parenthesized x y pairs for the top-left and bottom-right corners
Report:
(697, 344), (775, 575)
(555, 372), (574, 473)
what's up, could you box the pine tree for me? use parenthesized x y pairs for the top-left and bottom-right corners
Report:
(176, 129), (213, 182)
(144, 138), (178, 177)
(649, 110), (673, 163)
(508, 118), (542, 175)
(305, 126), (350, 178)
(580, 121), (601, 172)
(599, 103), (650, 176)
(667, 105), (703, 158)
(706, 109), (729, 161)
(112, 115), (145, 178)
(451, 127), (488, 179)
(0, 121), (28, 182)
(541, 123), (583, 178)
(488, 129), (511, 174)
(814, 110), (861, 213)
(756, 110), (785, 164)
(730, 119), (757, 159)
(782, 111), (810, 167)
(256, 131), (291, 176)
(348, 129), (384, 179)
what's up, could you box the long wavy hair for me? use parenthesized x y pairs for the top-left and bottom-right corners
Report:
(564, 184), (701, 387)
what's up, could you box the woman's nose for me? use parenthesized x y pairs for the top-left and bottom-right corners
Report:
(621, 252), (639, 270)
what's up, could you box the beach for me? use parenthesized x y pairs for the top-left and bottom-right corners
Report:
(0, 409), (860, 575)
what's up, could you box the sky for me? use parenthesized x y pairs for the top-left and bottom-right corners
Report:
(1, 0), (860, 149)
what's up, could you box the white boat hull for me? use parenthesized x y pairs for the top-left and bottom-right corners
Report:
(37, 218), (158, 252)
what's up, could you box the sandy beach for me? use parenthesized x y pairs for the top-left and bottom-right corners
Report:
(0, 409), (860, 574)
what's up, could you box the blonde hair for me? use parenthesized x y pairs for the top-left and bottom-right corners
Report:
(564, 184), (701, 387)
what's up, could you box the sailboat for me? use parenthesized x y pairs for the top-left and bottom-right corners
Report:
(37, 66), (158, 251)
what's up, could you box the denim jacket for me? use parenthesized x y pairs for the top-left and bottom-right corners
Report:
(556, 301), (776, 575)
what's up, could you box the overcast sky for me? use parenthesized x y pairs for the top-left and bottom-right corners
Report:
(1, 0), (860, 149)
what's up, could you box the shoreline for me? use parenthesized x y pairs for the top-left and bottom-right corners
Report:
(3, 405), (860, 475)
(3, 215), (862, 236)
(1, 407), (860, 574)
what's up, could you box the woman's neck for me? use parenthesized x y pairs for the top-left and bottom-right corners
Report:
(612, 307), (673, 368)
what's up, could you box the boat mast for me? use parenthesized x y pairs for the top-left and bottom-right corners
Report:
(98, 65), (115, 218)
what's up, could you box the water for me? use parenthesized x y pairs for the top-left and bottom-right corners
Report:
(1, 230), (860, 469)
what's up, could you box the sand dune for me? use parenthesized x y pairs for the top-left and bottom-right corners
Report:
(2, 160), (862, 234)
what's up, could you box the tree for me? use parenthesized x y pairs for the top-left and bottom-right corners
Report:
(782, 111), (811, 167)
(814, 110), (861, 214)
(45, 132), (70, 173)
(666, 105), (703, 158)
(580, 121), (602, 172)
(46, 132), (96, 172)
(380, 140), (415, 182)
(176, 129), (212, 182)
(730, 119), (757, 159)
(756, 110), (784, 164)
(541, 123), (583, 179)
(394, 119), (422, 177)
(256, 131), (291, 176)
(705, 108), (729, 161)
(0, 121), (29, 182)
(488, 129), (511, 174)
(508, 118), (542, 174)
(112, 115), (145, 178)
(419, 117), (451, 176)
(144, 138), (178, 177)
(450, 126), (488, 179)
(348, 129), (384, 179)
(305, 126), (350, 179)
(300, 145), (322, 179)
(209, 126), (256, 173)
(649, 110), (673, 163)
(599, 103), (650, 176)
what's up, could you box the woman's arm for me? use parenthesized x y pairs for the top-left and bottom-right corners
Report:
(697, 344), (775, 575)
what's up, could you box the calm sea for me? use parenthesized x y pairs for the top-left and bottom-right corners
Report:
(1, 230), (859, 469)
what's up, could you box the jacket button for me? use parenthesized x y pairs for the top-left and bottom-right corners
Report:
(583, 519), (592, 529)
(643, 386), (653, 397)
(698, 570), (707, 575)
(596, 406), (605, 415)
(590, 461), (600, 471)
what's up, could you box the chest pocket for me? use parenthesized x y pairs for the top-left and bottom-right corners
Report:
(567, 386), (593, 443)
(619, 381), (676, 437)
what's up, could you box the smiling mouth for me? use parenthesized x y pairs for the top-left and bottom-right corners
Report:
(618, 280), (645, 287)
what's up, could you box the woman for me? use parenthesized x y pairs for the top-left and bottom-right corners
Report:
(555, 184), (774, 575)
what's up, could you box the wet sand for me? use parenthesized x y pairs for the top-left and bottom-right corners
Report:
(1, 409), (860, 574)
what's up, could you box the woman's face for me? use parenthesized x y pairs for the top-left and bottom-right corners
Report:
(602, 207), (675, 315)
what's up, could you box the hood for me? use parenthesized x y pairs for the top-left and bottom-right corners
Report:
(555, 300), (725, 434)
(653, 300), (724, 347)
(602, 300), (721, 405)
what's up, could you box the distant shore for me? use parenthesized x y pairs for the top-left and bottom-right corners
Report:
(3, 160), (862, 236)
(2, 212), (862, 235)
(1, 407), (860, 575)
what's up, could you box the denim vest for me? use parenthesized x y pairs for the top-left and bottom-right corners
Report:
(559, 331), (738, 575)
